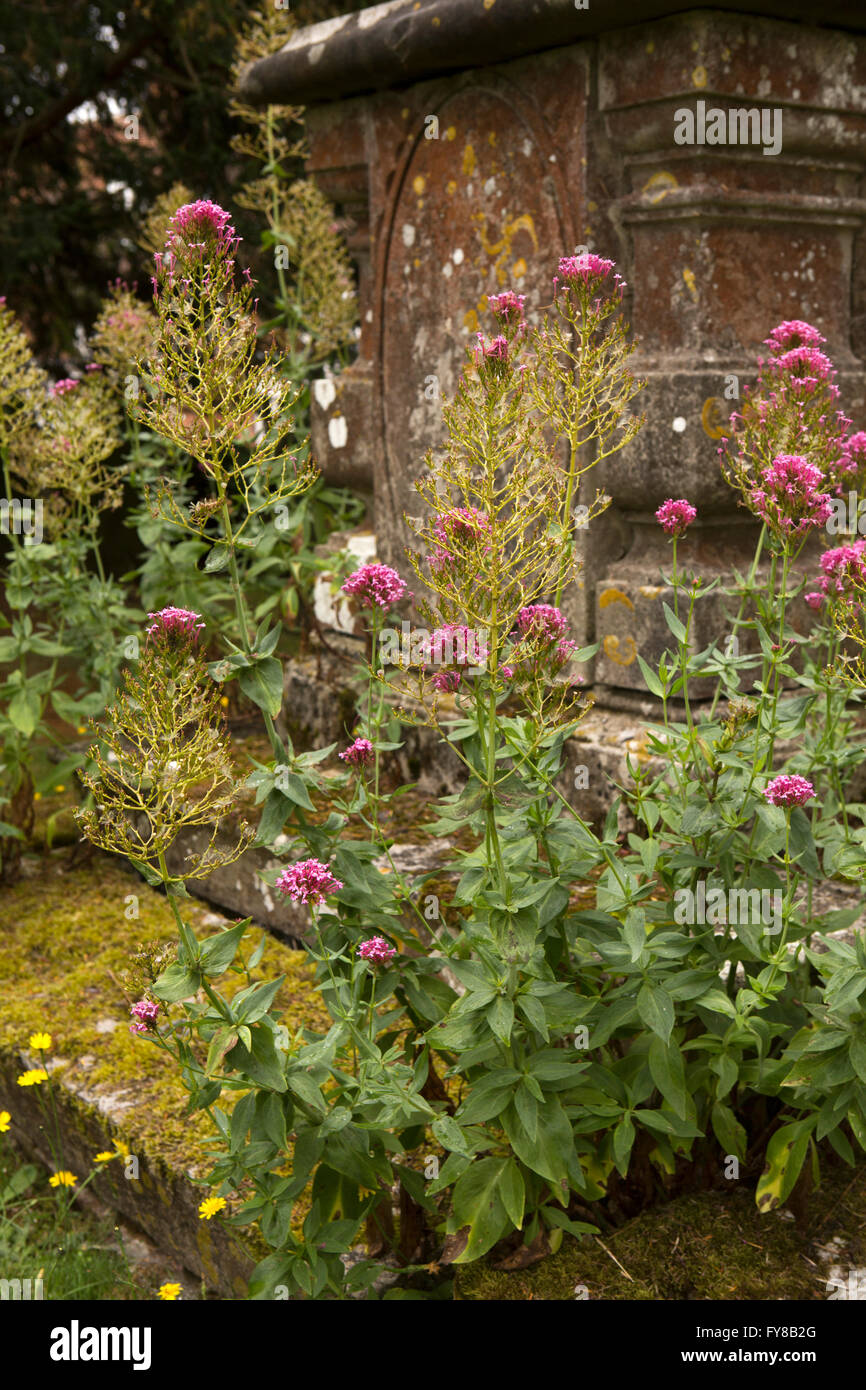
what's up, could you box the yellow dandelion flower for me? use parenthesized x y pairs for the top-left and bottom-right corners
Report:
(29, 1032), (52, 1051)
(220, 696), (229, 708)
(95, 1151), (118, 1162)
(49, 1170), (78, 1188)
(54, 785), (65, 793)
(0, 1111), (11, 1133)
(34, 791), (42, 801)
(76, 726), (87, 735)
(157, 1282), (182, 1301)
(113, 1139), (130, 1159)
(17, 1069), (48, 1087)
(198, 1196), (227, 1220)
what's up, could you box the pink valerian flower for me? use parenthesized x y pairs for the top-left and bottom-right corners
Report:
(341, 563), (410, 612)
(770, 346), (835, 386)
(837, 431), (866, 486)
(488, 291), (525, 322)
(339, 737), (374, 767)
(748, 455), (832, 536)
(764, 320), (826, 354)
(428, 625), (488, 669)
(763, 774), (816, 808)
(814, 541), (866, 608)
(473, 333), (510, 373)
(804, 591), (823, 610)
(500, 665), (514, 680)
(509, 609), (577, 681)
(429, 507), (492, 572)
(358, 936), (396, 965)
(51, 378), (79, 396)
(146, 607), (205, 641)
(167, 200), (237, 257)
(129, 999), (159, 1035)
(276, 859), (343, 906)
(431, 670), (461, 693)
(516, 604), (569, 641)
(656, 498), (697, 538)
(557, 253), (615, 284)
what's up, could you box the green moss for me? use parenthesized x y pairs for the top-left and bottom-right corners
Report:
(0, 853), (329, 1175)
(455, 1160), (866, 1300)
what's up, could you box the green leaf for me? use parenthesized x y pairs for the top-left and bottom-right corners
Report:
(648, 1035), (689, 1119)
(624, 908), (646, 963)
(711, 1101), (747, 1160)
(502, 1094), (573, 1189)
(756, 1121), (814, 1212)
(278, 770), (316, 812)
(234, 976), (284, 1025)
(152, 963), (201, 1002)
(487, 995), (514, 1045)
(1, 1163), (39, 1202)
(8, 688), (39, 736)
(204, 545), (230, 572)
(499, 1159), (525, 1231)
(432, 1115), (471, 1155)
(849, 1036), (866, 1085)
(662, 602), (687, 645)
(199, 920), (250, 977)
(239, 657), (283, 718)
(254, 788), (292, 847)
(448, 1157), (512, 1263)
(637, 655), (665, 699)
(637, 981), (675, 1043)
(612, 1115), (635, 1175)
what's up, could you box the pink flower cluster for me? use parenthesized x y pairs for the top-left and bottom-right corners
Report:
(749, 455), (831, 537)
(339, 737), (374, 767)
(429, 624), (488, 668)
(656, 498), (697, 538)
(516, 604), (569, 640)
(168, 200), (237, 254)
(763, 774), (816, 808)
(473, 333), (510, 373)
(837, 431), (866, 486)
(430, 507), (491, 572)
(129, 999), (159, 1035)
(557, 253), (615, 284)
(509, 605), (576, 681)
(146, 607), (205, 641)
(51, 378), (79, 396)
(488, 291), (525, 322)
(341, 563), (409, 612)
(358, 936), (396, 965)
(431, 670), (461, 694)
(805, 540), (866, 614)
(772, 346), (835, 390)
(764, 320), (826, 354)
(276, 859), (343, 907)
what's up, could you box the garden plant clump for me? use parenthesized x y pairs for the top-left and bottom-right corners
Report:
(5, 191), (852, 1301)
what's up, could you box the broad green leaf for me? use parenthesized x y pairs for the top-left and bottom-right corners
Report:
(449, 1157), (512, 1263)
(648, 1035), (688, 1119)
(755, 1121), (813, 1212)
(499, 1159), (525, 1231)
(637, 981), (675, 1043)
(239, 657), (283, 718)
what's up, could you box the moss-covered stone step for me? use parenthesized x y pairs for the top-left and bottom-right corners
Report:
(0, 852), (329, 1298)
(454, 1161), (866, 1300)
